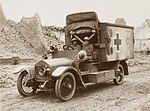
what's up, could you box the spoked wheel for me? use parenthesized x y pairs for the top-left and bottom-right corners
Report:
(17, 72), (37, 97)
(113, 64), (124, 85)
(55, 72), (76, 101)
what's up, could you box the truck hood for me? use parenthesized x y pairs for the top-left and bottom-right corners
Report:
(35, 58), (73, 67)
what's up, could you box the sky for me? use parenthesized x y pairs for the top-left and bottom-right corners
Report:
(0, 0), (150, 27)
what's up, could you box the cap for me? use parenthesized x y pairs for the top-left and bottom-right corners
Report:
(71, 38), (77, 41)
(84, 37), (90, 41)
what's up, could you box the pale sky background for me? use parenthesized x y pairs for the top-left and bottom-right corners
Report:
(0, 0), (150, 27)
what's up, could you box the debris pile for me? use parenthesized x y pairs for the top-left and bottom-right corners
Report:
(42, 26), (64, 50)
(0, 4), (65, 59)
(0, 17), (39, 58)
(17, 13), (47, 54)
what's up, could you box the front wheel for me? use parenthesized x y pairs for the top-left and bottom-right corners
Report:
(113, 64), (124, 85)
(55, 72), (76, 101)
(17, 72), (37, 97)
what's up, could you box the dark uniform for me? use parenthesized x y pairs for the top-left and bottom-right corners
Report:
(82, 44), (94, 56)
(82, 37), (94, 59)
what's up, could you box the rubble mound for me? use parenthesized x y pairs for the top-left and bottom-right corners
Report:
(17, 13), (47, 54)
(42, 26), (64, 50)
(0, 19), (39, 58)
(0, 4), (65, 59)
(0, 5), (41, 58)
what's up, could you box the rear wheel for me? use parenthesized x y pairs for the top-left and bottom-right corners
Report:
(17, 72), (37, 97)
(113, 64), (124, 85)
(55, 72), (76, 101)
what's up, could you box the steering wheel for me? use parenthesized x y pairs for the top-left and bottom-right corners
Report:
(63, 45), (74, 50)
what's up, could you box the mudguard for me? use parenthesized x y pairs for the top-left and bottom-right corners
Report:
(52, 66), (86, 87)
(51, 66), (69, 77)
(13, 65), (34, 75)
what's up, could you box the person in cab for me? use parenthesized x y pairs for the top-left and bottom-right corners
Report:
(82, 37), (94, 60)
(71, 38), (81, 50)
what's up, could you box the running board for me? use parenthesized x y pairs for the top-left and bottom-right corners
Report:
(85, 83), (95, 86)
(88, 70), (115, 83)
(81, 71), (89, 76)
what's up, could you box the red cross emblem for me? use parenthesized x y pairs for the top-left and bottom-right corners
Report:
(114, 33), (121, 51)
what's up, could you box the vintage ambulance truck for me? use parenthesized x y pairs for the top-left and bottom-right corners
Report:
(14, 12), (134, 101)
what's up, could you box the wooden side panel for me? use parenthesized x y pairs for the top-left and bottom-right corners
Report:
(99, 23), (134, 62)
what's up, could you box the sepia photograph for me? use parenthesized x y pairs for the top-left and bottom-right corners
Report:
(0, 0), (150, 111)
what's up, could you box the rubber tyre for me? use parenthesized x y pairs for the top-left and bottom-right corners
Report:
(113, 64), (124, 85)
(17, 72), (36, 97)
(55, 72), (76, 102)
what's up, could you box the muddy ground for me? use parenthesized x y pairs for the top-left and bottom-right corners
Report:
(0, 53), (150, 111)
